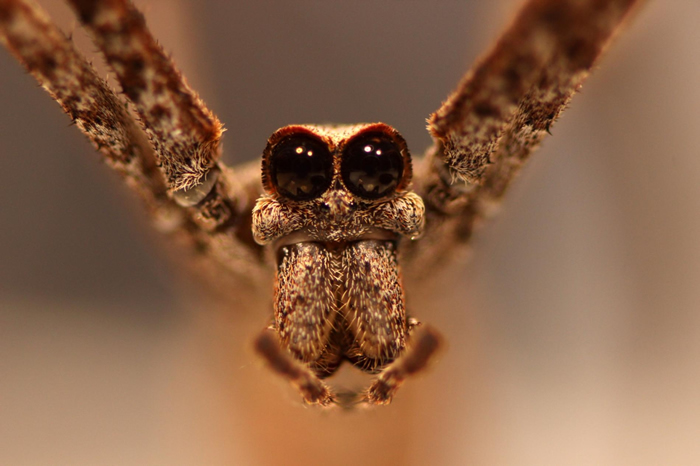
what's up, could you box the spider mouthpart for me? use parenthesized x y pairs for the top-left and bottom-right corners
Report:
(269, 134), (333, 201)
(341, 133), (404, 200)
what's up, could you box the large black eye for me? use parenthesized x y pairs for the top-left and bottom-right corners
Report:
(270, 135), (333, 201)
(341, 134), (404, 199)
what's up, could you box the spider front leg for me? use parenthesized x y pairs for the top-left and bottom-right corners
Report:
(0, 0), (167, 210)
(65, 0), (230, 214)
(1, 0), (266, 285)
(410, 0), (642, 273)
(80, 0), (269, 264)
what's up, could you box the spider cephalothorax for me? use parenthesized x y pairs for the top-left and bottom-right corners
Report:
(251, 123), (436, 405)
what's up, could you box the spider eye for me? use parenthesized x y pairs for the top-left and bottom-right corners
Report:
(341, 134), (404, 200)
(270, 135), (333, 201)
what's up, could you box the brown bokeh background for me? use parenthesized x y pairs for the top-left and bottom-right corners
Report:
(2, 0), (700, 464)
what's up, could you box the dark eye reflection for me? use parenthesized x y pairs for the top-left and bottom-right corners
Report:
(270, 135), (333, 201)
(341, 134), (404, 199)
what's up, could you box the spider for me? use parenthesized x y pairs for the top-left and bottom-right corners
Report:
(0, 0), (641, 409)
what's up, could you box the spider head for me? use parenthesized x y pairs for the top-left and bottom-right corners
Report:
(252, 123), (424, 245)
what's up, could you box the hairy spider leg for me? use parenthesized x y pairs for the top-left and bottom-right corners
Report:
(407, 0), (642, 275)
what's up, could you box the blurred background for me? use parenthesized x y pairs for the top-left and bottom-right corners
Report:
(1, 0), (699, 464)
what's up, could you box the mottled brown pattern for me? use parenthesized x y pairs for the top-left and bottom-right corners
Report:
(427, 0), (638, 184)
(0, 0), (265, 293)
(410, 0), (641, 274)
(342, 241), (406, 368)
(276, 243), (337, 364)
(66, 0), (222, 192)
(253, 191), (425, 246)
(0, 0), (642, 408)
(0, 0), (149, 175)
(268, 237), (425, 405)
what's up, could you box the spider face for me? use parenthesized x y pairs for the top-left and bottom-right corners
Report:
(251, 124), (427, 403)
(253, 123), (424, 246)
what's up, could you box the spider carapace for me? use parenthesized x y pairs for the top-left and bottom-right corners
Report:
(251, 123), (440, 406)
